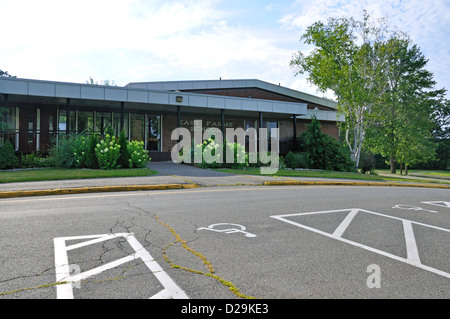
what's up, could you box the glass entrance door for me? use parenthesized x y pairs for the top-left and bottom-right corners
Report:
(147, 115), (161, 151)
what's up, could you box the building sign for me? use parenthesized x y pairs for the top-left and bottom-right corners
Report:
(180, 119), (236, 132)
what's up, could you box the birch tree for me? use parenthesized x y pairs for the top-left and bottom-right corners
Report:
(290, 11), (404, 168)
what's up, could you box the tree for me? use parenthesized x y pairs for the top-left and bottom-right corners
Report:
(301, 116), (324, 168)
(290, 11), (404, 169)
(86, 77), (117, 86)
(117, 130), (130, 168)
(0, 140), (19, 169)
(1, 69), (16, 138)
(365, 40), (445, 173)
(0, 69), (16, 78)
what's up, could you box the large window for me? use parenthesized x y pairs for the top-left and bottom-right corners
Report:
(78, 111), (94, 133)
(58, 110), (76, 133)
(147, 115), (161, 151)
(95, 112), (112, 135)
(113, 112), (129, 138)
(0, 107), (15, 147)
(266, 121), (278, 139)
(130, 113), (144, 142)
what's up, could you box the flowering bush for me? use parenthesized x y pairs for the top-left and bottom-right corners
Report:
(95, 134), (121, 169)
(127, 140), (150, 168)
(73, 135), (88, 168)
(194, 138), (248, 169)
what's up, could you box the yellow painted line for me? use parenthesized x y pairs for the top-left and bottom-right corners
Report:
(263, 180), (450, 189)
(0, 183), (199, 199)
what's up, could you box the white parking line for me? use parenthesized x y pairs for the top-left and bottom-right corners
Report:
(54, 233), (189, 299)
(271, 208), (450, 279)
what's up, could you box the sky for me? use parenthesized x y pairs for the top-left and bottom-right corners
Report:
(0, 0), (449, 99)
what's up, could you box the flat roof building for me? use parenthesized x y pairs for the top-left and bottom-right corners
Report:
(0, 77), (343, 160)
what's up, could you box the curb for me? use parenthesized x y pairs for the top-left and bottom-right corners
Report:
(1, 180), (448, 199)
(263, 180), (450, 189)
(0, 183), (200, 199)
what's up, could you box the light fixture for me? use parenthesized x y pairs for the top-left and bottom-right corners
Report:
(176, 96), (183, 103)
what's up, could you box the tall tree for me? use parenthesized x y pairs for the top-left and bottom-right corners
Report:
(0, 69), (16, 135)
(365, 40), (446, 173)
(290, 11), (405, 169)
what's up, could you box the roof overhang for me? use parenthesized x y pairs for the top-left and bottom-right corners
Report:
(0, 77), (308, 116)
(126, 79), (338, 110)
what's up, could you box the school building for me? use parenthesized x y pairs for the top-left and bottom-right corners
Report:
(0, 77), (344, 161)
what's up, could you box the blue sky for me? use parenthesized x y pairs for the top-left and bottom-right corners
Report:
(0, 0), (448, 98)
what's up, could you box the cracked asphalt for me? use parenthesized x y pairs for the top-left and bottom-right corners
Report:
(0, 185), (449, 299)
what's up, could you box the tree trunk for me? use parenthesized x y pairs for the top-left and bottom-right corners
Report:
(400, 162), (403, 175)
(390, 156), (396, 174)
(405, 164), (408, 175)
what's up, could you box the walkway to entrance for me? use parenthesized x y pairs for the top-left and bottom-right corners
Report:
(148, 161), (281, 187)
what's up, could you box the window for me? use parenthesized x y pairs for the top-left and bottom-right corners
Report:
(78, 111), (94, 133)
(58, 110), (76, 133)
(266, 121), (278, 139)
(130, 113), (144, 142)
(147, 115), (161, 151)
(113, 112), (129, 138)
(95, 112), (112, 135)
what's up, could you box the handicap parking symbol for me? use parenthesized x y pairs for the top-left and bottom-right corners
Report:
(197, 223), (257, 238)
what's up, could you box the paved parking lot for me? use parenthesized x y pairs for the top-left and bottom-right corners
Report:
(0, 185), (448, 301)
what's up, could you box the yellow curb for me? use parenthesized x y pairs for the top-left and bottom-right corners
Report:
(0, 183), (200, 199)
(263, 180), (450, 189)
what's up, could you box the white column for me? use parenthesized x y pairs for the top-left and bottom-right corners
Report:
(15, 107), (19, 151)
(36, 108), (40, 151)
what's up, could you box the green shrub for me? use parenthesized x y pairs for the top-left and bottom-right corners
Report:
(317, 135), (354, 172)
(0, 140), (19, 169)
(223, 141), (248, 169)
(118, 130), (131, 168)
(284, 151), (309, 169)
(95, 134), (121, 169)
(73, 135), (88, 168)
(85, 133), (99, 169)
(20, 152), (47, 168)
(285, 151), (297, 169)
(359, 150), (376, 174)
(127, 140), (150, 168)
(48, 134), (78, 168)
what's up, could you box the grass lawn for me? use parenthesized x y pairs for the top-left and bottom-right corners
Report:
(375, 169), (450, 179)
(214, 167), (449, 184)
(0, 168), (159, 184)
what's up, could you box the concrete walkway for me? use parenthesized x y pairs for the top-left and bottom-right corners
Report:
(0, 161), (448, 199)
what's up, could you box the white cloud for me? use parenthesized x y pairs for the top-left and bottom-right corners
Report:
(279, 0), (450, 93)
(0, 0), (447, 98)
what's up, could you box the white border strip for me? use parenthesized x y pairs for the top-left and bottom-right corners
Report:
(54, 233), (189, 299)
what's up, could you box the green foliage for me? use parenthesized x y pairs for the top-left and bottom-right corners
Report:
(290, 11), (408, 168)
(359, 150), (376, 174)
(0, 140), (19, 169)
(95, 134), (121, 169)
(49, 134), (79, 168)
(301, 116), (324, 168)
(317, 135), (354, 171)
(104, 124), (115, 138)
(285, 151), (310, 169)
(194, 138), (249, 169)
(118, 130), (131, 168)
(85, 133), (99, 169)
(223, 140), (248, 169)
(73, 135), (89, 168)
(20, 152), (48, 168)
(127, 140), (150, 168)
